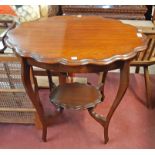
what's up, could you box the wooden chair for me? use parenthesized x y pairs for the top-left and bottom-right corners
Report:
(130, 31), (155, 108)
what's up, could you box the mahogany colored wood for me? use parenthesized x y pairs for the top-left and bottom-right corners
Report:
(5, 16), (147, 143)
(50, 82), (102, 110)
(6, 16), (146, 66)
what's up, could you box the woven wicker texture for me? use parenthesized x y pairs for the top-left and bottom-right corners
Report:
(0, 61), (35, 124)
(0, 62), (22, 89)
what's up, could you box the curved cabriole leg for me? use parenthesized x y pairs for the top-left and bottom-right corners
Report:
(105, 61), (130, 142)
(88, 107), (109, 144)
(106, 61), (130, 123)
(21, 58), (47, 142)
(88, 61), (130, 144)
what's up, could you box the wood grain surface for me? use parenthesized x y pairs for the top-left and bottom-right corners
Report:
(6, 16), (147, 65)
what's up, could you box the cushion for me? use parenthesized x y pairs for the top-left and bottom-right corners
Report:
(0, 5), (16, 16)
(0, 5), (19, 23)
(11, 5), (41, 23)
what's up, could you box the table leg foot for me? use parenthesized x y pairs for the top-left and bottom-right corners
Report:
(88, 107), (108, 144)
(42, 126), (47, 142)
(104, 126), (109, 144)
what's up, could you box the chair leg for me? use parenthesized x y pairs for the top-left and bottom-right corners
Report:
(68, 73), (74, 83)
(135, 66), (140, 73)
(46, 70), (56, 92)
(144, 66), (152, 108)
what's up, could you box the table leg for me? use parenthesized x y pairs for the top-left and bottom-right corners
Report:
(59, 73), (68, 85)
(21, 58), (47, 142)
(98, 71), (108, 101)
(88, 61), (130, 144)
(47, 71), (66, 112)
(46, 70), (56, 92)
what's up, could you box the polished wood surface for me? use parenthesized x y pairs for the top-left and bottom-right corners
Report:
(5, 16), (148, 144)
(50, 82), (102, 110)
(6, 16), (146, 65)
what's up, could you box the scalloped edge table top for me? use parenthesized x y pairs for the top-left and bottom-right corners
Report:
(6, 16), (147, 65)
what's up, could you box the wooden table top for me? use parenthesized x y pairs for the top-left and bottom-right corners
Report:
(6, 16), (147, 66)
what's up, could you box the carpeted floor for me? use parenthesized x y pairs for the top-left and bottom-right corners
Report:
(0, 72), (155, 149)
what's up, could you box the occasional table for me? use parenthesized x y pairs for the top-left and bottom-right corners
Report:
(5, 16), (147, 144)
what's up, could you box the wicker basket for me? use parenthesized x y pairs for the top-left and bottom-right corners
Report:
(0, 56), (36, 124)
